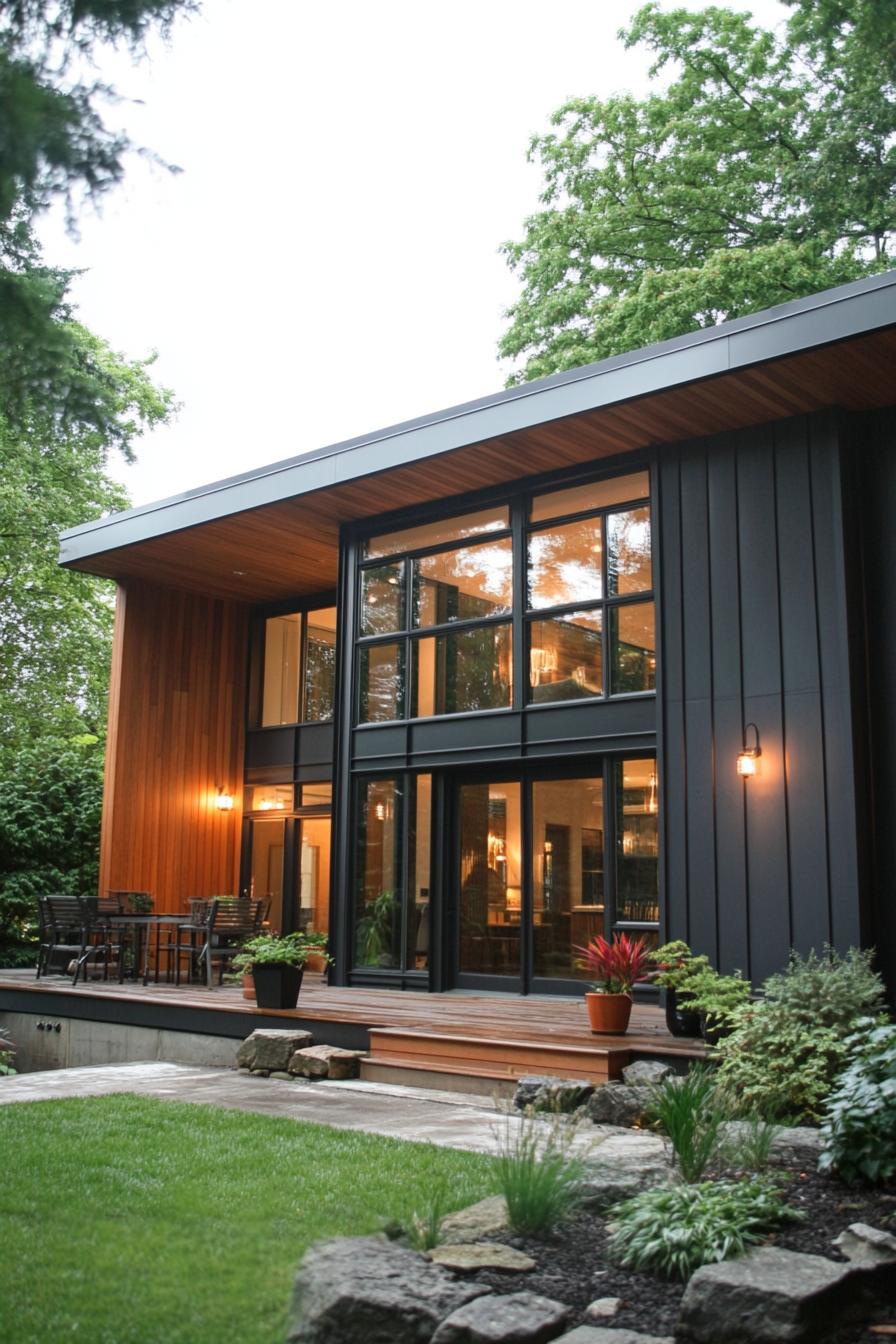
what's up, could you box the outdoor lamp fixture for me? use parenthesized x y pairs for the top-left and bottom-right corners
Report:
(737, 723), (762, 778)
(215, 787), (234, 812)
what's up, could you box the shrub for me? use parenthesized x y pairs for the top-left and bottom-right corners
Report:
(819, 1019), (896, 1186)
(717, 1115), (781, 1173)
(0, 1027), (16, 1076)
(494, 1108), (586, 1235)
(649, 1065), (728, 1182)
(607, 1177), (802, 1280)
(713, 947), (886, 1124)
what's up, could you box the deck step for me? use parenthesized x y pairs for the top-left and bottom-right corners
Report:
(366, 1026), (631, 1084)
(360, 1056), (522, 1098)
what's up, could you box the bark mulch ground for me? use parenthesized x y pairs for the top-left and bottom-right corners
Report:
(466, 1166), (896, 1341)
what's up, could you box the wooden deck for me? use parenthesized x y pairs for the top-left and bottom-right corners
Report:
(0, 969), (704, 1092)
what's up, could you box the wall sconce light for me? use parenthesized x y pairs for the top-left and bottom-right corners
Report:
(737, 723), (762, 777)
(215, 787), (234, 812)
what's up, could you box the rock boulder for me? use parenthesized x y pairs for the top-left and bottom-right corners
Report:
(236, 1028), (313, 1072)
(287, 1236), (486, 1344)
(288, 1044), (365, 1079)
(585, 1084), (653, 1128)
(432, 1292), (571, 1344)
(621, 1060), (673, 1086)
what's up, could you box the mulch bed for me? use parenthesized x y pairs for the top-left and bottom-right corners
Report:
(466, 1166), (896, 1341)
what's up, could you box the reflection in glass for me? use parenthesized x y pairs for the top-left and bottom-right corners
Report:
(608, 507), (652, 595)
(365, 505), (510, 560)
(262, 613), (301, 725)
(616, 758), (659, 924)
(611, 602), (656, 693)
(458, 781), (521, 976)
(359, 642), (404, 722)
(245, 784), (293, 813)
(361, 564), (405, 636)
(408, 774), (432, 970)
(532, 777), (604, 978)
(304, 607), (337, 721)
(530, 470), (650, 524)
(248, 818), (285, 933)
(528, 519), (602, 610)
(353, 778), (403, 968)
(413, 623), (512, 717)
(298, 815), (330, 940)
(413, 537), (513, 627)
(528, 611), (602, 703)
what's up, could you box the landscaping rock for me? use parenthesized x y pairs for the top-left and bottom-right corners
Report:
(537, 1079), (596, 1113)
(440, 1195), (509, 1244)
(288, 1044), (365, 1079)
(833, 1222), (896, 1266)
(556, 1330), (673, 1344)
(585, 1083), (653, 1128)
(269, 1071), (293, 1081)
(583, 1297), (622, 1320)
(579, 1130), (668, 1210)
(677, 1245), (858, 1343)
(719, 1121), (824, 1169)
(514, 1076), (556, 1109)
(431, 1291), (571, 1344)
(557, 1330), (673, 1344)
(621, 1060), (673, 1086)
(236, 1028), (313, 1072)
(429, 1244), (536, 1273)
(287, 1235), (487, 1344)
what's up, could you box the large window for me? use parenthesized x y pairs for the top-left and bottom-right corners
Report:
(354, 468), (653, 723)
(351, 774), (432, 972)
(257, 605), (336, 726)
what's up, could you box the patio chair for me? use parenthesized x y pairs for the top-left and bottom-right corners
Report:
(38, 895), (112, 985)
(174, 898), (264, 989)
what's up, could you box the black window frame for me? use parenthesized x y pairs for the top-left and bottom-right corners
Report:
(247, 590), (338, 730)
(351, 464), (655, 727)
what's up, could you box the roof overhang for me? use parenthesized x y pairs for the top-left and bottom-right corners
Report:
(59, 270), (896, 603)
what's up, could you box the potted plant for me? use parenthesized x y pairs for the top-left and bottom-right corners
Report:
(299, 929), (330, 975)
(574, 932), (654, 1034)
(651, 940), (709, 1038)
(232, 933), (330, 1010)
(684, 966), (751, 1043)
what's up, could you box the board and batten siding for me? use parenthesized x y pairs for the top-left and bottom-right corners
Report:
(99, 582), (249, 913)
(658, 409), (865, 985)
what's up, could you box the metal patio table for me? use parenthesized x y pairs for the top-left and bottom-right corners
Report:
(105, 913), (193, 986)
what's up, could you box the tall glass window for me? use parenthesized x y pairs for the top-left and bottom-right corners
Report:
(532, 776), (604, 979)
(616, 758), (659, 939)
(352, 774), (432, 972)
(355, 467), (653, 724)
(458, 781), (522, 977)
(258, 604), (337, 726)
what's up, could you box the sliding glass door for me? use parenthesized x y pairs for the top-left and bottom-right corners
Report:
(452, 759), (657, 993)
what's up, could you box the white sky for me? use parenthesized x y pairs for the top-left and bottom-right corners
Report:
(39, 0), (789, 509)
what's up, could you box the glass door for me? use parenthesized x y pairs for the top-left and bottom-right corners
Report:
(456, 779), (523, 989)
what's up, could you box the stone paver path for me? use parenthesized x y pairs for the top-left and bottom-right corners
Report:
(0, 1064), (665, 1161)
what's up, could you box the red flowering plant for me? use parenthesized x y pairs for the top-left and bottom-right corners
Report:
(574, 932), (655, 995)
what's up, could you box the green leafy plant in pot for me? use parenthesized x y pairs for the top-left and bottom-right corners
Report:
(651, 940), (710, 1038)
(232, 933), (330, 1010)
(574, 932), (654, 1034)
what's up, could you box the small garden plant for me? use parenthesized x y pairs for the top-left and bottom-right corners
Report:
(494, 1106), (587, 1235)
(0, 1026), (16, 1075)
(713, 946), (886, 1122)
(231, 931), (330, 977)
(819, 1018), (896, 1186)
(607, 1178), (803, 1280)
(648, 1065), (728, 1182)
(574, 931), (654, 993)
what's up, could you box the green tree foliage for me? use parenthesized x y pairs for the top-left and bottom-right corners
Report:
(0, 734), (104, 960)
(500, 0), (896, 382)
(0, 325), (174, 761)
(0, 0), (196, 425)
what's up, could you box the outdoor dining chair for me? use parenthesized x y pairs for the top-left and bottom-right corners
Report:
(36, 895), (112, 985)
(173, 898), (264, 989)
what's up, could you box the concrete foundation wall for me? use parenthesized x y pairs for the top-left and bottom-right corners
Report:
(1, 1011), (239, 1074)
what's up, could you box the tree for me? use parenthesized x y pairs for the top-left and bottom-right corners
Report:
(499, 0), (896, 383)
(0, 734), (104, 960)
(0, 0), (196, 425)
(0, 323), (174, 763)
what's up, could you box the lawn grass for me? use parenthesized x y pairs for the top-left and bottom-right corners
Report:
(0, 1093), (498, 1344)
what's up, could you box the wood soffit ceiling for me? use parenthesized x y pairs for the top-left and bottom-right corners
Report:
(70, 327), (896, 604)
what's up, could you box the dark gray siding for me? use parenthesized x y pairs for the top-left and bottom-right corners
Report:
(853, 408), (896, 1002)
(658, 410), (864, 984)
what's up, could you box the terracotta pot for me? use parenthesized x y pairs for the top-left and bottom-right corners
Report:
(585, 991), (633, 1034)
(242, 973), (254, 1001)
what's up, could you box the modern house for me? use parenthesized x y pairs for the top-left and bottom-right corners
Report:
(56, 272), (896, 1004)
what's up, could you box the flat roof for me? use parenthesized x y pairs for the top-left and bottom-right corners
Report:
(59, 269), (896, 571)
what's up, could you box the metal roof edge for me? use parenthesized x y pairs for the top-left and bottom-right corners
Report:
(59, 268), (896, 566)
